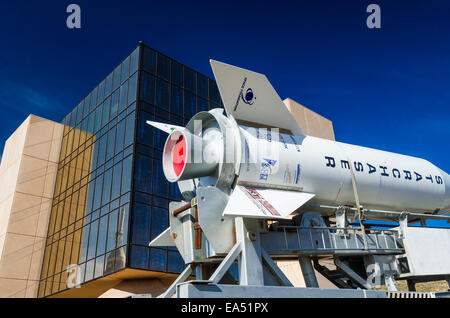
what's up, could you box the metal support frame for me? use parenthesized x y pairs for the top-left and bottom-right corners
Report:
(335, 258), (374, 290)
(298, 256), (319, 287)
(162, 264), (195, 298)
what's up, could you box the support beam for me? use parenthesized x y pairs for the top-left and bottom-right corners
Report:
(261, 249), (293, 287)
(335, 258), (373, 290)
(235, 217), (264, 286)
(162, 264), (195, 298)
(298, 256), (319, 287)
(209, 242), (241, 284)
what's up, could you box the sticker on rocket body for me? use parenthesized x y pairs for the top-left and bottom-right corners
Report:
(242, 187), (281, 216)
(279, 134), (288, 150)
(260, 158), (277, 181)
(289, 136), (301, 153)
(294, 164), (301, 184)
(284, 164), (292, 184)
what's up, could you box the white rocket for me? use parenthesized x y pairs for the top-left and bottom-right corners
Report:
(148, 60), (450, 221)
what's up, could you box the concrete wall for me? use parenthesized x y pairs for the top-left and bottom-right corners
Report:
(0, 115), (63, 297)
(283, 98), (335, 141)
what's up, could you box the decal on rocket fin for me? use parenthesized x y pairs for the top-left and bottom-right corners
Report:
(148, 228), (175, 247)
(223, 185), (315, 219)
(146, 120), (184, 134)
(210, 59), (304, 136)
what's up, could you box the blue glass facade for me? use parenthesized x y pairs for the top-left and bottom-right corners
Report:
(38, 43), (223, 297)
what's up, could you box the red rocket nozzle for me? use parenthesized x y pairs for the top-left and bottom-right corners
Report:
(172, 136), (186, 176)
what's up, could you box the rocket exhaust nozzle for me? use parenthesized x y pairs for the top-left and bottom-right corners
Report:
(163, 129), (221, 182)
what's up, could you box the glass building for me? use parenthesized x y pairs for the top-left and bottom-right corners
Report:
(38, 43), (223, 297)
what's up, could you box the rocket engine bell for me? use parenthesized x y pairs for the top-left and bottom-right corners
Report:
(150, 60), (450, 220)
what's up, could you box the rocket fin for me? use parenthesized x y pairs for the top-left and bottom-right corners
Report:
(146, 120), (184, 134)
(223, 185), (315, 219)
(210, 59), (304, 136)
(148, 228), (175, 247)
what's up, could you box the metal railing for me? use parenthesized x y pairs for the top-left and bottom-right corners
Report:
(275, 225), (402, 254)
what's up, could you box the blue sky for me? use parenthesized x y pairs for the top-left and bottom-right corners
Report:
(0, 1), (448, 224)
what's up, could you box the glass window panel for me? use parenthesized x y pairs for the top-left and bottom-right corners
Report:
(94, 105), (102, 133)
(209, 79), (221, 104)
(102, 168), (112, 206)
(130, 47), (139, 74)
(171, 61), (183, 86)
(118, 204), (129, 246)
(52, 273), (61, 294)
(111, 89), (119, 119)
(90, 87), (98, 111)
(62, 233), (73, 272)
(169, 181), (181, 201)
(115, 119), (125, 154)
(137, 111), (153, 146)
(124, 112), (135, 147)
(80, 224), (90, 263)
(97, 215), (108, 256)
(130, 245), (149, 269)
(87, 219), (99, 260)
(85, 259), (95, 282)
(71, 229), (82, 265)
(198, 97), (208, 112)
(97, 134), (107, 168)
(111, 161), (122, 200)
(121, 155), (132, 194)
(143, 47), (156, 74)
(69, 109), (76, 128)
(153, 160), (167, 196)
(93, 175), (103, 211)
(78, 262), (86, 284)
(154, 125), (166, 151)
(106, 127), (116, 161)
(105, 72), (113, 97)
(156, 79), (169, 110)
(150, 248), (167, 272)
(131, 203), (150, 245)
(119, 80), (129, 113)
(167, 250), (184, 273)
(87, 111), (95, 134)
(75, 103), (83, 124)
(151, 207), (168, 241)
(85, 180), (95, 215)
(197, 74), (208, 98)
(101, 97), (111, 127)
(128, 72), (138, 105)
(157, 54), (170, 80)
(121, 56), (130, 84)
(113, 66), (121, 91)
(98, 80), (105, 104)
(184, 67), (196, 92)
(140, 72), (155, 105)
(106, 209), (118, 252)
(184, 90), (196, 119)
(135, 153), (152, 193)
(94, 255), (105, 278)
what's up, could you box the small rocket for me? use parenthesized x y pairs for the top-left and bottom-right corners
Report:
(148, 60), (450, 221)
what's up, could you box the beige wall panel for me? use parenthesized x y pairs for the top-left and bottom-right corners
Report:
(23, 117), (55, 161)
(0, 232), (34, 280)
(283, 98), (335, 141)
(0, 115), (63, 298)
(8, 192), (42, 237)
(0, 278), (27, 298)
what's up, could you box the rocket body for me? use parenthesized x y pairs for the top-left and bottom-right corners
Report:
(153, 59), (450, 219)
(238, 126), (450, 214)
